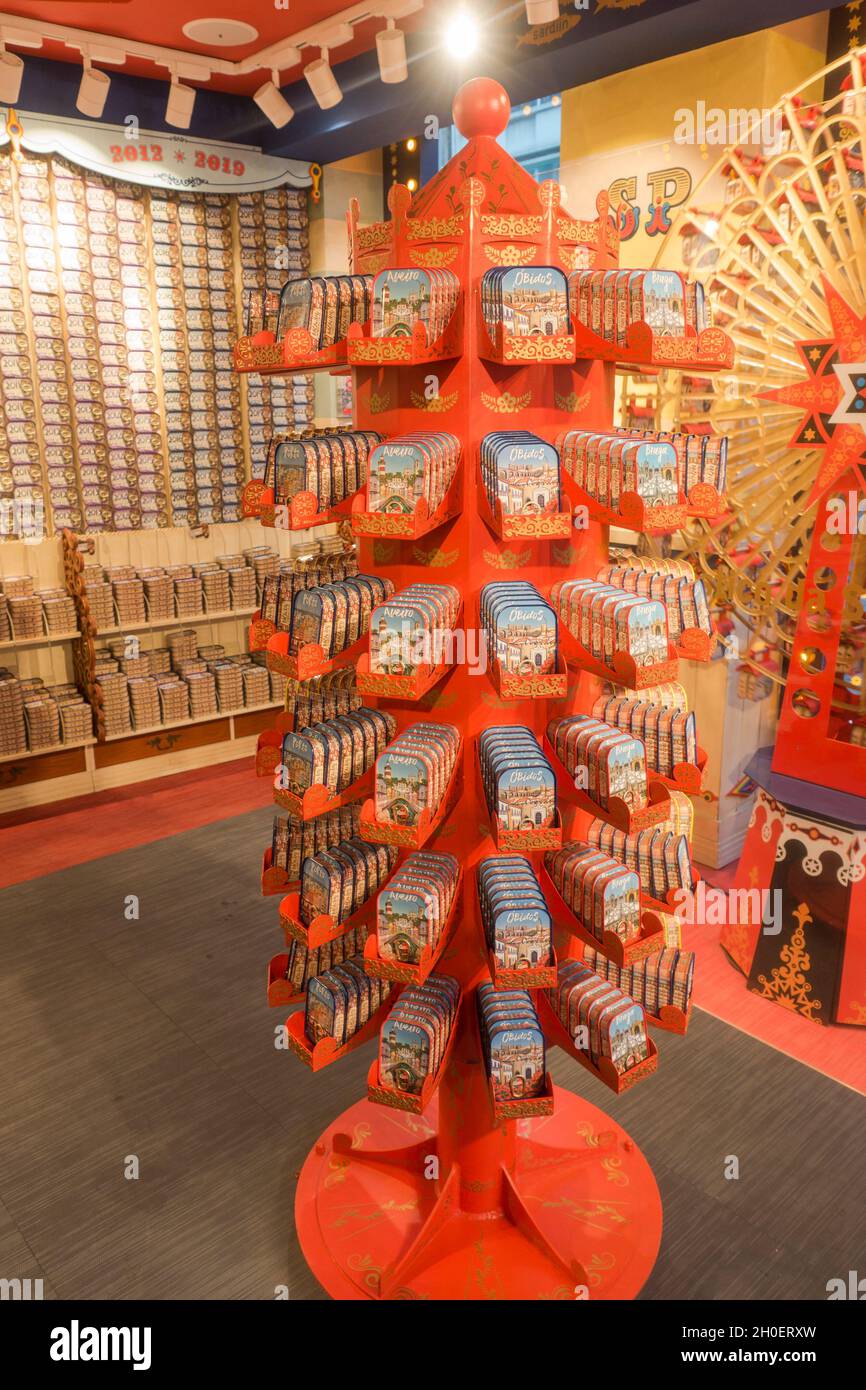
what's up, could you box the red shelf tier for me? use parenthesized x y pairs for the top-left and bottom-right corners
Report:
(537, 991), (659, 1095)
(283, 994), (398, 1072)
(559, 470), (688, 537)
(260, 847), (297, 897)
(279, 890), (378, 950)
(363, 868), (464, 986)
(359, 753), (463, 849)
(556, 614), (680, 690)
(366, 997), (463, 1115)
(274, 765), (374, 821)
(254, 629), (368, 681)
(544, 732), (672, 834)
(244, 485), (362, 532)
(350, 462), (463, 539)
(266, 954), (305, 1009)
(570, 316), (734, 372)
(346, 298), (463, 366)
(539, 862), (666, 968)
(476, 457), (572, 540)
(233, 325), (353, 376)
(486, 944), (559, 992)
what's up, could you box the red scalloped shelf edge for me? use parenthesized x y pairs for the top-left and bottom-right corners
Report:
(359, 755), (462, 849)
(346, 298), (463, 366)
(560, 470), (688, 536)
(651, 747), (708, 794)
(255, 730), (281, 779)
(538, 863), (666, 968)
(249, 612), (275, 654)
(355, 600), (463, 703)
(365, 997), (463, 1115)
(267, 954), (305, 1009)
(232, 326), (352, 375)
(487, 942), (558, 992)
(279, 890), (377, 950)
(650, 1002), (692, 1035)
(675, 628), (717, 663)
(477, 297), (576, 366)
(283, 993), (398, 1072)
(356, 650), (455, 702)
(241, 479), (269, 520)
(488, 1069), (556, 1122)
(363, 872), (463, 985)
(261, 847), (297, 897)
(476, 458), (572, 540)
(570, 316), (734, 372)
(491, 810), (563, 852)
(641, 866), (701, 916)
(252, 487), (362, 533)
(555, 618), (680, 690)
(350, 463), (463, 539)
(274, 764), (374, 822)
(537, 992), (659, 1095)
(543, 733), (672, 834)
(489, 649), (569, 701)
(685, 483), (728, 519)
(264, 629), (368, 681)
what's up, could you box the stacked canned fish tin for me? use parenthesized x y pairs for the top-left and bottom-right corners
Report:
(0, 668), (28, 754)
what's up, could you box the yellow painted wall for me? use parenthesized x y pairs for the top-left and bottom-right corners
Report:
(560, 14), (829, 268)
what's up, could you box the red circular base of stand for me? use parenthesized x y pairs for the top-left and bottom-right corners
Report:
(295, 1084), (663, 1300)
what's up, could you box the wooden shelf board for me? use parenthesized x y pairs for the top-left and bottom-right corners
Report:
(102, 700), (282, 743)
(0, 629), (82, 652)
(95, 606), (258, 638)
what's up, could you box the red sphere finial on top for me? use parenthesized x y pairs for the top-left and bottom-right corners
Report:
(452, 77), (510, 139)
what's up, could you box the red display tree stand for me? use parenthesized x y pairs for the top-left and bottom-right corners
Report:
(251, 79), (708, 1298)
(721, 289), (866, 1026)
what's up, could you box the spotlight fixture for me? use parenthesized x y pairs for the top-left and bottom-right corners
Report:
(165, 74), (196, 129)
(76, 56), (110, 119)
(253, 69), (294, 128)
(405, 137), (417, 152)
(376, 19), (408, 84)
(0, 41), (24, 106)
(443, 11), (479, 60)
(304, 48), (342, 109)
(525, 0), (560, 23)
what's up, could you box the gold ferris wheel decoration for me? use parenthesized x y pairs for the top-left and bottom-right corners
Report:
(653, 44), (866, 661)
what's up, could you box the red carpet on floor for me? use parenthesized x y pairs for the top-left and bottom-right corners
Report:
(0, 757), (270, 889)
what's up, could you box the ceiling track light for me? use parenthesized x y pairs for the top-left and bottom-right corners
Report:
(304, 48), (342, 110)
(165, 71), (196, 130)
(376, 18), (408, 85)
(525, 0), (561, 23)
(76, 54), (111, 119)
(253, 68), (295, 128)
(0, 38), (24, 106)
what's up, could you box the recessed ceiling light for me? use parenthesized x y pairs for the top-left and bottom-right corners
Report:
(182, 20), (259, 47)
(443, 11), (479, 59)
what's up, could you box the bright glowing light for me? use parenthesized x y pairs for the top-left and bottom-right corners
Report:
(406, 137), (417, 151)
(703, 217), (720, 237)
(407, 177), (418, 191)
(443, 11), (479, 59)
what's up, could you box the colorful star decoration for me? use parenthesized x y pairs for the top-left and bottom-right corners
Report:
(759, 277), (866, 507)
